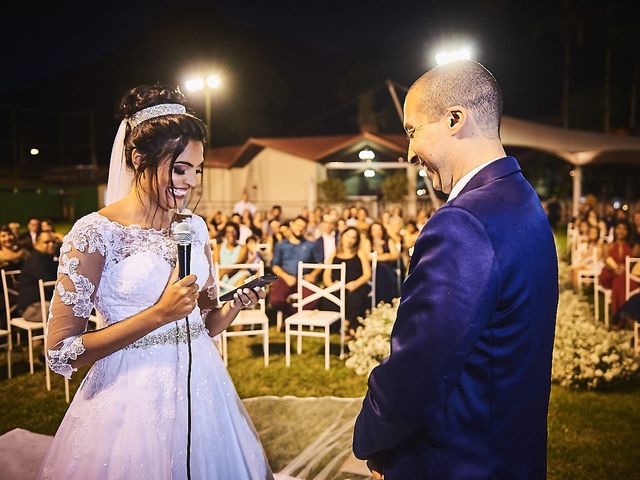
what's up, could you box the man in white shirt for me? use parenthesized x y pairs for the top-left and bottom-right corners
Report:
(313, 214), (339, 262)
(233, 192), (256, 216)
(354, 60), (558, 480)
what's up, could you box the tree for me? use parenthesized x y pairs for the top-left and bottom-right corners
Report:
(381, 172), (407, 203)
(318, 178), (346, 203)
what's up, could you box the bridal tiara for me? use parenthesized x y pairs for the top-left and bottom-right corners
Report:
(128, 103), (187, 129)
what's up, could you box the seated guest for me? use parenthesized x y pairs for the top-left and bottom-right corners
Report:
(270, 216), (320, 318)
(39, 218), (64, 244)
(265, 218), (284, 264)
(612, 289), (640, 331)
(322, 227), (371, 332)
(8, 222), (20, 240)
(18, 217), (40, 249)
(388, 206), (405, 234)
(242, 210), (263, 239)
(267, 205), (282, 225)
(18, 231), (58, 322)
(214, 222), (249, 293)
(231, 213), (253, 244)
(354, 207), (373, 233)
(314, 214), (339, 262)
(252, 211), (267, 240)
(233, 191), (256, 216)
(631, 211), (640, 255)
(369, 221), (400, 303)
(570, 225), (602, 290)
(245, 235), (264, 264)
(598, 220), (635, 320)
(206, 211), (223, 236)
(0, 225), (29, 269)
(401, 220), (420, 269)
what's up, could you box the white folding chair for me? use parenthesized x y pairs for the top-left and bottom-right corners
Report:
(1, 269), (45, 374)
(39, 279), (70, 403)
(275, 293), (299, 332)
(594, 270), (612, 327)
(285, 262), (345, 370)
(217, 262), (269, 367)
(369, 251), (378, 310)
(0, 270), (13, 377)
(624, 257), (640, 355)
(576, 245), (601, 290)
(1, 268), (21, 346)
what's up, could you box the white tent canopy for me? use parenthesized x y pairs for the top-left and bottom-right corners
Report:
(501, 116), (640, 165)
(500, 116), (640, 216)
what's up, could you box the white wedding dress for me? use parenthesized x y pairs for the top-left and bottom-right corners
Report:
(37, 212), (272, 479)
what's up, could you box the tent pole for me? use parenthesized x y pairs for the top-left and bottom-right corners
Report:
(572, 165), (582, 219)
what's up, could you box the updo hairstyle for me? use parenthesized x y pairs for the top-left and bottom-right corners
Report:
(116, 84), (207, 209)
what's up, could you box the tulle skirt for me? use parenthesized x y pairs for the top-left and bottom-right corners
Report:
(37, 320), (272, 479)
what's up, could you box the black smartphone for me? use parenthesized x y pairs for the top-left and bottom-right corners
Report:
(218, 274), (278, 302)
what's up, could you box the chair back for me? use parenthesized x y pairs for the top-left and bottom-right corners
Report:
(1, 269), (21, 329)
(369, 251), (378, 310)
(296, 262), (345, 314)
(38, 279), (56, 346)
(215, 261), (266, 311)
(625, 257), (640, 300)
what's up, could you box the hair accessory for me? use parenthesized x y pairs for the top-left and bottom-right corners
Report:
(128, 103), (187, 129)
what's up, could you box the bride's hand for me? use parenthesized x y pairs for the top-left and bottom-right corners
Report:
(231, 287), (266, 310)
(154, 274), (199, 324)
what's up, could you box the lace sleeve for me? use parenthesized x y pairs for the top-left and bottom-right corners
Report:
(46, 214), (108, 379)
(195, 216), (220, 317)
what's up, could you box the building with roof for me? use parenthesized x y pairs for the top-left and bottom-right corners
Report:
(200, 116), (640, 218)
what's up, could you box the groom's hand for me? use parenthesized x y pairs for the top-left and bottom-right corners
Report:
(366, 457), (384, 479)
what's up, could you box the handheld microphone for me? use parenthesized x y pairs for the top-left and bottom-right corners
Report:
(170, 218), (194, 480)
(172, 221), (193, 279)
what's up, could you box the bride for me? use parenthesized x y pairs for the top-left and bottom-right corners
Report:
(37, 85), (273, 479)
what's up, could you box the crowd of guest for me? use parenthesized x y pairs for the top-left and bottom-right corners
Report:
(5, 192), (639, 340)
(2, 204), (428, 340)
(206, 200), (432, 334)
(0, 218), (61, 327)
(569, 200), (640, 331)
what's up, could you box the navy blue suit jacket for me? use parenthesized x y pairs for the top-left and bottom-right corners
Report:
(314, 231), (339, 262)
(353, 157), (558, 479)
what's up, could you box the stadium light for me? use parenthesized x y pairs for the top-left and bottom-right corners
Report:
(435, 46), (472, 66)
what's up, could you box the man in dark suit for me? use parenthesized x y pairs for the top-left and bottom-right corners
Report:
(353, 60), (558, 479)
(18, 217), (41, 249)
(314, 214), (339, 263)
(18, 231), (58, 322)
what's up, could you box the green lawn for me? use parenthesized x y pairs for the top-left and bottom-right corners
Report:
(1, 327), (639, 479)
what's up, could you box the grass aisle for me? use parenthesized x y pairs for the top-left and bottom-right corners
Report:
(1, 329), (638, 479)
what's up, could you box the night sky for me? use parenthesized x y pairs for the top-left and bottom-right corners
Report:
(1, 0), (638, 172)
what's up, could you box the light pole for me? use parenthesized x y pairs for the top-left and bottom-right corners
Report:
(185, 73), (222, 146)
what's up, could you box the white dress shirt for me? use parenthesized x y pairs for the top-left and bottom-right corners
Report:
(233, 200), (256, 215)
(322, 233), (337, 262)
(447, 157), (502, 202)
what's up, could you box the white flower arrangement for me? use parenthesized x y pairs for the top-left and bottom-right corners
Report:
(552, 289), (639, 389)
(346, 273), (639, 390)
(344, 299), (399, 376)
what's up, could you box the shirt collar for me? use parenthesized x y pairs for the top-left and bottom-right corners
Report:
(447, 157), (502, 202)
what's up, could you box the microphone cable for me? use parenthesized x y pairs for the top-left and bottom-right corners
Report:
(185, 313), (193, 480)
(172, 217), (195, 480)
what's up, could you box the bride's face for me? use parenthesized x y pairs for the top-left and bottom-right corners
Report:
(142, 140), (204, 211)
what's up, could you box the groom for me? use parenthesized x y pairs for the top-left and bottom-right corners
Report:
(353, 60), (558, 479)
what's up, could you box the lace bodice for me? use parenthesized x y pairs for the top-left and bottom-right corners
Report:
(46, 212), (219, 379)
